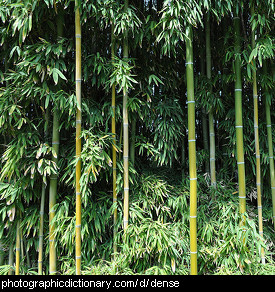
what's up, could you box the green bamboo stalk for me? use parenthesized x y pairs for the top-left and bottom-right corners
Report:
(111, 23), (118, 255)
(49, 8), (64, 275)
(205, 13), (216, 188)
(75, 0), (82, 275)
(123, 0), (129, 231)
(38, 104), (49, 275)
(251, 4), (264, 263)
(234, 15), (246, 215)
(38, 183), (46, 274)
(186, 25), (198, 275)
(130, 113), (136, 167)
(263, 61), (275, 230)
(49, 109), (59, 275)
(8, 245), (14, 275)
(15, 220), (20, 275)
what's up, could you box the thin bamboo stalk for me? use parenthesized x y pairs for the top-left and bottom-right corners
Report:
(38, 104), (49, 275)
(186, 25), (197, 275)
(75, 0), (82, 275)
(234, 15), (246, 215)
(38, 182), (46, 274)
(49, 7), (63, 274)
(123, 0), (129, 231)
(8, 245), (13, 275)
(205, 14), (216, 188)
(49, 110), (59, 274)
(263, 61), (275, 230)
(251, 5), (264, 263)
(111, 23), (118, 255)
(15, 220), (20, 275)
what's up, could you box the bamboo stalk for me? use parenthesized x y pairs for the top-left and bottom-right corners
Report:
(49, 7), (63, 275)
(234, 15), (246, 215)
(123, 0), (129, 231)
(111, 23), (118, 255)
(15, 220), (20, 275)
(38, 103), (49, 275)
(38, 182), (46, 274)
(186, 25), (197, 275)
(8, 245), (14, 275)
(49, 111), (59, 274)
(205, 13), (216, 188)
(251, 4), (264, 263)
(75, 0), (82, 275)
(263, 60), (275, 230)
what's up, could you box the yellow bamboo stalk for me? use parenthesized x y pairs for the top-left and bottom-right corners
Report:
(75, 0), (82, 275)
(186, 25), (198, 275)
(251, 4), (264, 263)
(123, 0), (129, 231)
(15, 220), (20, 275)
(111, 23), (118, 255)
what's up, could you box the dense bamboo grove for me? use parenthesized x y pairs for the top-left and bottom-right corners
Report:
(0, 0), (274, 276)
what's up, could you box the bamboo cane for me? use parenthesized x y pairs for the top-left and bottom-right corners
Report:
(38, 183), (46, 274)
(49, 7), (63, 275)
(123, 0), (129, 231)
(75, 0), (82, 275)
(111, 23), (118, 255)
(234, 15), (246, 216)
(15, 220), (20, 275)
(49, 110), (59, 275)
(38, 104), (49, 275)
(205, 14), (216, 188)
(251, 4), (265, 263)
(8, 245), (14, 275)
(263, 60), (275, 230)
(186, 25), (198, 275)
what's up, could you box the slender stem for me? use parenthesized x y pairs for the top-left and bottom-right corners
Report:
(111, 23), (117, 255)
(263, 60), (275, 230)
(234, 15), (246, 215)
(186, 25), (197, 275)
(15, 219), (20, 275)
(38, 183), (46, 274)
(251, 4), (264, 263)
(206, 13), (216, 188)
(75, 0), (82, 275)
(123, 0), (129, 231)
(49, 6), (63, 275)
